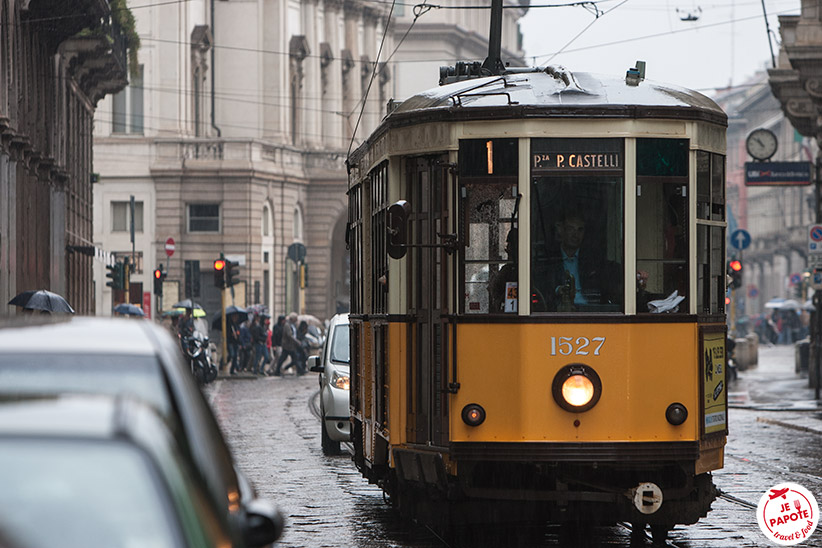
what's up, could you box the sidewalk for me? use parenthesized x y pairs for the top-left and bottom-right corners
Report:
(729, 342), (822, 435)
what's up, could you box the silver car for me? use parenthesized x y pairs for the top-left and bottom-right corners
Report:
(308, 313), (350, 455)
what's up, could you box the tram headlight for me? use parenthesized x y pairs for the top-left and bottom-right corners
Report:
(551, 364), (602, 413)
(461, 404), (486, 427)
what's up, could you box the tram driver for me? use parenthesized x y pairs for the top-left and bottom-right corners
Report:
(532, 209), (620, 312)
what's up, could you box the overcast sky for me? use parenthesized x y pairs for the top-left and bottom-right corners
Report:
(519, 0), (801, 94)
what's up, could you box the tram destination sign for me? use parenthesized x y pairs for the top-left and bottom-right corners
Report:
(745, 161), (812, 186)
(532, 152), (622, 172)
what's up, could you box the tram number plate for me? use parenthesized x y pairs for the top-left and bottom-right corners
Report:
(550, 336), (605, 356)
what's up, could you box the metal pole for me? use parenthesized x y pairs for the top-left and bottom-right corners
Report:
(759, 0), (776, 69)
(221, 287), (227, 372)
(481, 0), (504, 75)
(220, 253), (227, 372)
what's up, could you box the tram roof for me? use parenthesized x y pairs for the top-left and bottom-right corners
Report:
(388, 66), (726, 125)
(349, 66), (727, 166)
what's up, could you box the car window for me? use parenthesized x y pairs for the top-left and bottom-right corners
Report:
(0, 354), (171, 417)
(330, 325), (350, 364)
(0, 438), (184, 548)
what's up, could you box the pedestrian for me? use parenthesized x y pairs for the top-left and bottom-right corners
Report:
(271, 315), (285, 367)
(239, 319), (253, 371)
(296, 320), (310, 373)
(273, 313), (302, 376)
(227, 315), (241, 375)
(250, 315), (270, 375)
(263, 316), (273, 375)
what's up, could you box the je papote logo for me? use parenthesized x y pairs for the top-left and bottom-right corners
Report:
(757, 483), (818, 545)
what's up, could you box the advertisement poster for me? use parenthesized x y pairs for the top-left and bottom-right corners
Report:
(702, 332), (726, 434)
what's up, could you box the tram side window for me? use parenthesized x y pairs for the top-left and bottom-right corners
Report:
(460, 138), (519, 315)
(636, 139), (689, 313)
(462, 183), (518, 314)
(696, 151), (726, 221)
(697, 225), (726, 316)
(529, 138), (624, 313)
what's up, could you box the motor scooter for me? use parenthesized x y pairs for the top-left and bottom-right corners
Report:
(181, 331), (218, 384)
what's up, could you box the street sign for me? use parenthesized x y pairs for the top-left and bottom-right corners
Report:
(790, 273), (802, 285)
(165, 237), (175, 257)
(744, 161), (812, 186)
(808, 225), (822, 254)
(730, 229), (751, 251)
(748, 285), (759, 298)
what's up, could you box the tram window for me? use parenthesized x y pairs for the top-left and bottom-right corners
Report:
(529, 176), (624, 313)
(697, 225), (725, 315)
(462, 182), (518, 314)
(636, 180), (688, 313)
(637, 138), (688, 177)
(697, 151), (726, 221)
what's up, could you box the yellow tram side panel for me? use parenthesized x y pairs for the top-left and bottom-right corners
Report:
(451, 323), (701, 444)
(386, 321), (408, 467)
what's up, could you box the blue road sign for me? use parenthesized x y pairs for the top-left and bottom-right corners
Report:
(731, 229), (751, 251)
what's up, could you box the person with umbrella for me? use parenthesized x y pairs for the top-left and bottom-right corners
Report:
(178, 308), (195, 338)
(8, 289), (75, 314)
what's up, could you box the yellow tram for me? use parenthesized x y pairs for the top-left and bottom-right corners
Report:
(346, 56), (728, 541)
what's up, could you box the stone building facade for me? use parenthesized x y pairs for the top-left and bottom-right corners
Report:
(93, 0), (529, 323)
(390, 0), (528, 97)
(0, 0), (128, 316)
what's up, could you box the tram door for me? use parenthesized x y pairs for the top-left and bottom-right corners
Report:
(407, 156), (450, 447)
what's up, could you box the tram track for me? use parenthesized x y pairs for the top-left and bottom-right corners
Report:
(725, 452), (822, 488)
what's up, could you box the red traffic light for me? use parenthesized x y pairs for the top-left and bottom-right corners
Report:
(153, 269), (162, 279)
(214, 259), (226, 271)
(729, 259), (742, 272)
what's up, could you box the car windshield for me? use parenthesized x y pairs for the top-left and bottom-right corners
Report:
(0, 354), (170, 417)
(0, 438), (182, 548)
(330, 325), (350, 364)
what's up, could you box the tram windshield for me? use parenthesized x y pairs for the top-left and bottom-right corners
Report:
(530, 138), (624, 313)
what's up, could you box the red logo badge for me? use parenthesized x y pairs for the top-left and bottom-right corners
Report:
(757, 483), (818, 545)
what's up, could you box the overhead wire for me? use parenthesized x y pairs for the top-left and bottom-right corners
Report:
(346, 0), (399, 158)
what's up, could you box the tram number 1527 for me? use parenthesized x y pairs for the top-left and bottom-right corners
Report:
(550, 336), (606, 356)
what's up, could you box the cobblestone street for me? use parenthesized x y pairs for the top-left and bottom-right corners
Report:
(205, 344), (822, 547)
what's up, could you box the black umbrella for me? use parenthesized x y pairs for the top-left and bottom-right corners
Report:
(211, 305), (249, 329)
(8, 289), (75, 314)
(113, 303), (146, 317)
(172, 299), (203, 310)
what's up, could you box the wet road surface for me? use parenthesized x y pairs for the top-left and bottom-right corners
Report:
(204, 344), (822, 547)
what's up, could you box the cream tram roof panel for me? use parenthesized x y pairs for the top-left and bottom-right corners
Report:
(392, 66), (725, 122)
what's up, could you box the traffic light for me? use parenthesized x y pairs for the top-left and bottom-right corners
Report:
(213, 258), (226, 288)
(728, 259), (743, 289)
(153, 266), (167, 296)
(226, 260), (240, 287)
(106, 262), (123, 290)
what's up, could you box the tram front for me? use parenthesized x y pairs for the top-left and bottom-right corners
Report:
(347, 66), (728, 539)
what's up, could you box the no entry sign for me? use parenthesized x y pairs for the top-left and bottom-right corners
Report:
(165, 237), (175, 257)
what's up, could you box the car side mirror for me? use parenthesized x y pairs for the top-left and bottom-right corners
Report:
(308, 355), (322, 373)
(241, 498), (284, 547)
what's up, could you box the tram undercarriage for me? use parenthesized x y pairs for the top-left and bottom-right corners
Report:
(380, 447), (717, 532)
